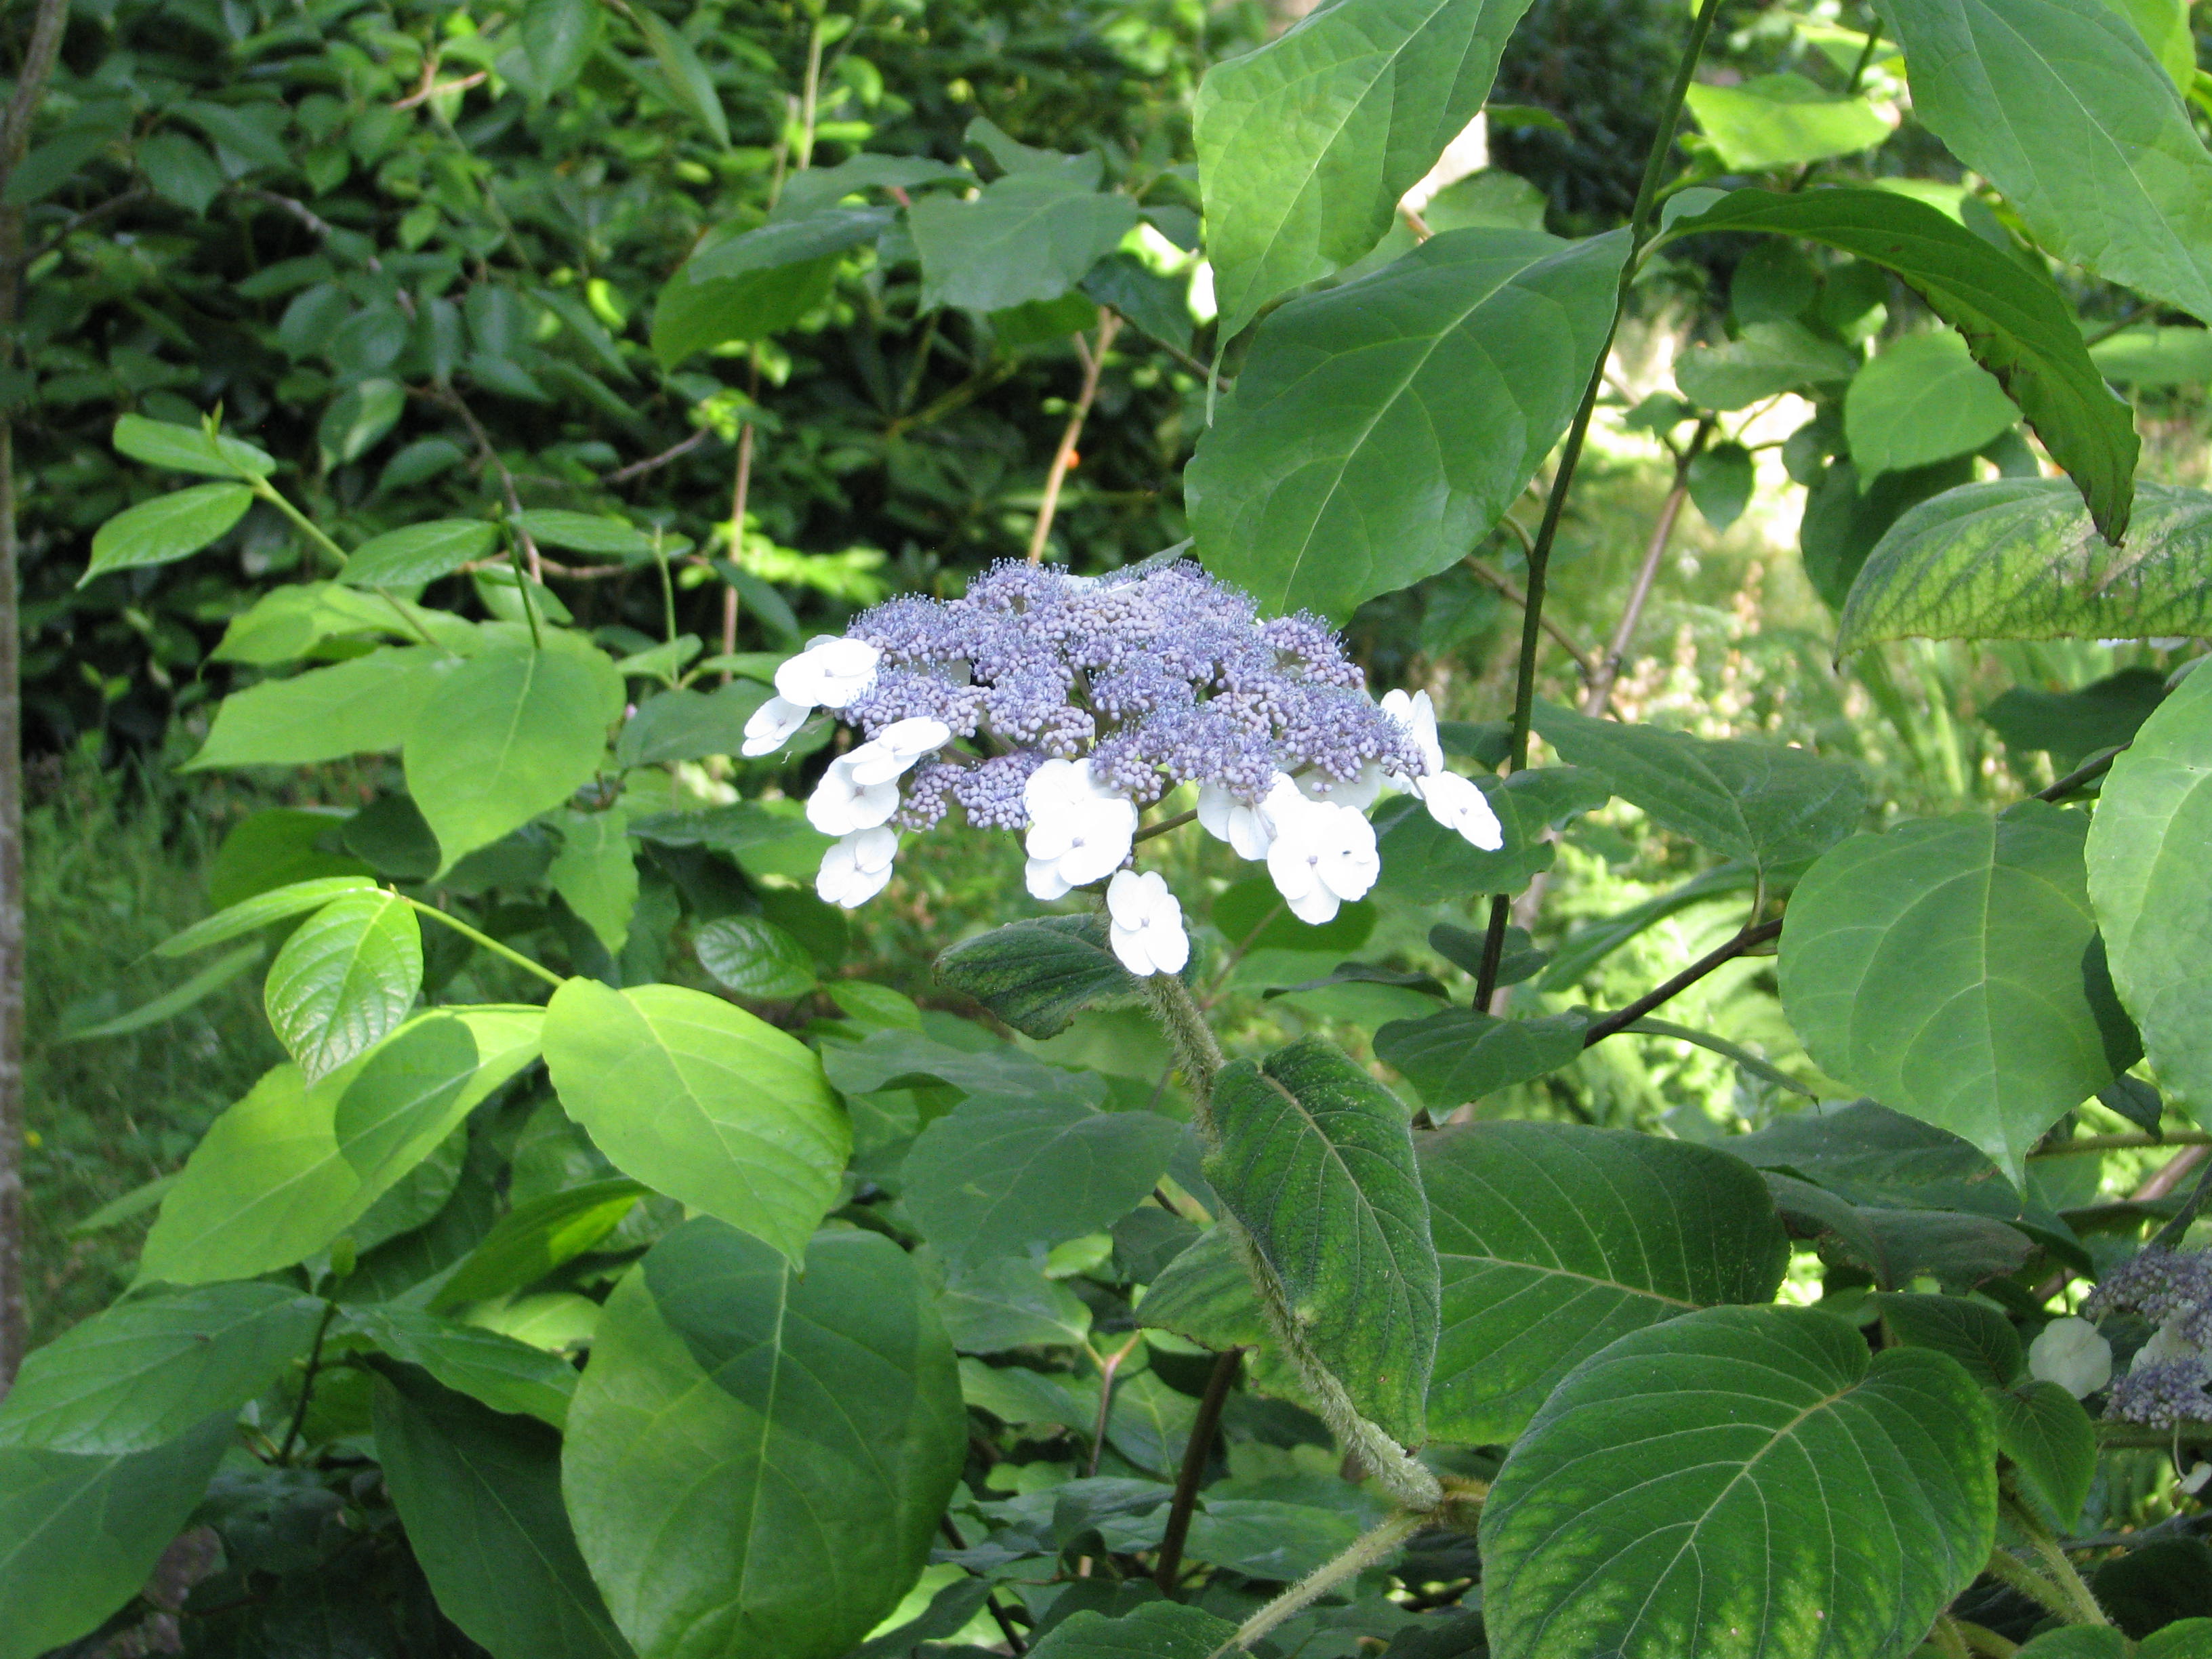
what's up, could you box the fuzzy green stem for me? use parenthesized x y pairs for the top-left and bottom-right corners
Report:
(1140, 972), (1224, 1118)
(1982, 1547), (2088, 1626)
(1928, 1616), (1971, 1659)
(1208, 1509), (1427, 1656)
(2002, 1496), (2110, 1625)
(1952, 1622), (2020, 1659)
(396, 895), (563, 989)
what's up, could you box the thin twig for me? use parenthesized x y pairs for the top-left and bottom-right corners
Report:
(1582, 918), (1782, 1045)
(1461, 556), (1596, 678)
(2037, 745), (2125, 802)
(1028, 310), (1122, 563)
(392, 70), (487, 109)
(606, 427), (712, 483)
(1155, 1350), (1240, 1594)
(937, 1518), (1027, 1654)
(1582, 419), (1711, 715)
(2031, 1130), (2212, 1157)
(1132, 808), (1198, 845)
(279, 1302), (338, 1462)
(22, 188), (148, 266)
(239, 188), (337, 241)
(427, 385), (544, 581)
(2151, 1152), (2212, 1250)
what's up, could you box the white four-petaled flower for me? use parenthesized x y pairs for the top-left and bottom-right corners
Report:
(1265, 794), (1380, 924)
(2028, 1316), (2113, 1399)
(741, 695), (811, 756)
(1023, 758), (1138, 899)
(816, 825), (899, 908)
(845, 717), (951, 787)
(1106, 869), (1188, 977)
(1382, 687), (1504, 850)
(774, 635), (881, 710)
(806, 754), (901, 836)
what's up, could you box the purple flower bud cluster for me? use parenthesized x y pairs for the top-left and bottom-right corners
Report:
(2108, 1357), (2212, 1427)
(841, 558), (1425, 821)
(2086, 1248), (2212, 1350)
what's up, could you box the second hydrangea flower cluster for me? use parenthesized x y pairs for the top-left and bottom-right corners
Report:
(743, 558), (1505, 977)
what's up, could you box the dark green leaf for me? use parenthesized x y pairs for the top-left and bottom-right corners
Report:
(1374, 766), (1611, 903)
(520, 0), (600, 91)
(1025, 1602), (1238, 1659)
(685, 207), (895, 283)
(1686, 441), (1755, 531)
(351, 1307), (579, 1427)
(1419, 1123), (1789, 1444)
(1803, 454), (1978, 613)
(431, 1179), (647, 1311)
(512, 510), (659, 556)
(1136, 1225), (1269, 1351)
(1870, 1292), (2022, 1385)
(936, 1253), (1092, 1352)
(2093, 1538), (2212, 1639)
(1982, 668), (2167, 770)
(549, 808), (638, 955)
(1372, 1008), (1587, 1109)
(264, 890), (423, 1082)
(82, 483), (254, 583)
(934, 915), (1145, 1039)
(1767, 1175), (2039, 1290)
(614, 681), (770, 767)
(910, 164), (1136, 312)
(1621, 1015), (1819, 1098)
(341, 520), (501, 587)
(1539, 863), (1758, 990)
(631, 9), (728, 147)
(692, 914), (815, 999)
(650, 253), (836, 366)
(1992, 1378), (2096, 1525)
(1189, 228), (1627, 623)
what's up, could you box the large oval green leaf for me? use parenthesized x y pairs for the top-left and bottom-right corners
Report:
(264, 889), (423, 1082)
(2086, 660), (2212, 1111)
(1418, 1123), (1789, 1445)
(81, 482), (254, 584)
(1480, 1306), (1996, 1659)
(1205, 1038), (1437, 1447)
(562, 1222), (964, 1659)
(1189, 228), (1626, 623)
(188, 647), (455, 770)
(1779, 802), (2139, 1182)
(541, 979), (848, 1266)
(909, 162), (1135, 314)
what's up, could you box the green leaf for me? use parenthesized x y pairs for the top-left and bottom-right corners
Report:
(432, 1179), (647, 1311)
(1206, 1038), (1437, 1446)
(1780, 802), (2139, 1181)
(211, 579), (477, 662)
(936, 1253), (1093, 1352)
(405, 640), (621, 869)
(1418, 1123), (1790, 1445)
(0, 1417), (230, 1659)
(1685, 441), (1755, 532)
(264, 890), (422, 1082)
(631, 8), (728, 147)
(512, 510), (661, 557)
(350, 1306), (579, 1427)
(1193, 0), (1539, 338)
(1674, 320), (1858, 409)
(1982, 667), (2167, 770)
(1684, 73), (1892, 171)
(550, 808), (638, 955)
(331, 1007), (544, 1193)
(2087, 661), (2212, 1115)
(0, 1284), (323, 1453)
(138, 131), (224, 213)
(1189, 228), (1626, 623)
(319, 377), (405, 466)
(341, 520), (501, 587)
(1881, 0), (2212, 325)
(909, 165), (1137, 313)
(933, 915), (1144, 1039)
(1374, 766), (1612, 902)
(2091, 323), (2212, 386)
(1669, 187), (2140, 539)
(1845, 330), (2020, 480)
(1025, 1603), (1238, 1659)
(1991, 1378), (2096, 1525)
(685, 207), (895, 283)
(1869, 1292), (2023, 1385)
(158, 874), (379, 956)
(1839, 480), (2212, 650)
(206, 807), (369, 911)
(1136, 1225), (1269, 1351)
(2015, 1632), (2130, 1659)
(111, 412), (274, 478)
(188, 647), (455, 770)
(542, 979), (848, 1265)
(2142, 1619), (2212, 1658)
(372, 1370), (628, 1659)
(899, 1094), (1180, 1269)
(1532, 701), (1866, 874)
(1764, 1175), (2039, 1290)
(614, 681), (769, 766)
(520, 0), (600, 90)
(1479, 1306), (1996, 1659)
(691, 914), (815, 999)
(1372, 1009), (1586, 1109)
(1621, 1015), (1820, 1098)
(82, 482), (254, 583)
(58, 943), (262, 1042)
(651, 252), (835, 366)
(563, 1223), (964, 1659)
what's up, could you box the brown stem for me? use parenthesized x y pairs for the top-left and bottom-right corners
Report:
(722, 419), (756, 663)
(1027, 311), (1122, 564)
(0, 0), (70, 1394)
(605, 426), (711, 483)
(2138, 1144), (2209, 1202)
(1132, 808), (1198, 844)
(1154, 1349), (1240, 1594)
(1581, 917), (1782, 1045)
(1461, 556), (1597, 679)
(1086, 1335), (1140, 1479)
(1582, 421), (1711, 716)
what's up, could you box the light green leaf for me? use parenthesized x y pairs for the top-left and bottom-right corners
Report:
(631, 8), (728, 147)
(1990, 1378), (2096, 1525)
(1532, 700), (1866, 874)
(2087, 661), (2212, 1114)
(319, 377), (405, 466)
(188, 647), (455, 770)
(933, 915), (1143, 1039)
(372, 1370), (628, 1659)
(0, 1418), (230, 1659)
(1418, 1122), (1790, 1444)
(550, 808), (638, 954)
(264, 889), (423, 1082)
(211, 579), (478, 662)
(2091, 323), (2212, 386)
(341, 520), (501, 587)
(1780, 802), (2139, 1182)
(691, 913), (815, 999)
(1480, 1306), (1996, 1659)
(1206, 1038), (1437, 1446)
(157, 874), (379, 956)
(1136, 1225), (1269, 1351)
(1881, 0), (2212, 324)
(1674, 320), (1857, 409)
(1188, 228), (1626, 623)
(909, 164), (1136, 313)
(2104, 0), (2195, 86)
(1685, 441), (1755, 531)
(82, 483), (253, 583)
(1845, 329), (2020, 480)
(405, 640), (622, 870)
(111, 412), (274, 478)
(353, 1305), (578, 1427)
(1194, 0), (1538, 338)
(333, 1005), (543, 1191)
(520, 0), (600, 90)
(0, 1284), (323, 1453)
(899, 1094), (1180, 1269)
(563, 1223), (964, 1659)
(512, 510), (659, 557)
(1026, 1603), (1239, 1659)
(542, 979), (848, 1265)
(1684, 73), (1893, 171)
(1372, 1008), (1588, 1109)
(432, 1179), (648, 1311)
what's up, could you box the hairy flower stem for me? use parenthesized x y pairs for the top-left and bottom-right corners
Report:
(1473, 0), (1728, 1007)
(1982, 1542), (2100, 1626)
(2001, 1495), (2110, 1625)
(1208, 1509), (1427, 1657)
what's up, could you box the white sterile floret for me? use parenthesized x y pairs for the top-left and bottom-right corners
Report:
(774, 635), (882, 710)
(1380, 688), (1446, 778)
(1023, 758), (1139, 899)
(1106, 869), (1189, 977)
(1416, 768), (1505, 850)
(1296, 760), (1386, 813)
(816, 825), (899, 908)
(806, 754), (901, 836)
(844, 717), (951, 787)
(1265, 794), (1380, 924)
(1197, 772), (1312, 861)
(741, 695), (810, 757)
(2028, 1316), (2114, 1398)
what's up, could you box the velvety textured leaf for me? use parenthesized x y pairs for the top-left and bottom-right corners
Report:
(933, 915), (1144, 1038)
(1205, 1038), (1437, 1446)
(1194, 0), (1540, 337)
(352, 1306), (579, 1427)
(1780, 802), (2139, 1181)
(431, 1179), (647, 1311)
(1419, 1123), (1790, 1445)
(900, 1094), (1179, 1269)
(1533, 701), (1866, 873)
(1372, 1009), (1587, 1110)
(1189, 228), (1626, 623)
(82, 482), (254, 583)
(909, 161), (1135, 312)
(542, 979), (848, 1265)
(0, 1416), (230, 1659)
(1991, 1378), (2096, 1525)
(0, 1284), (323, 1453)
(188, 647), (454, 769)
(1135, 1224), (1269, 1351)
(1840, 480), (2212, 651)
(1480, 1306), (1996, 1659)
(373, 1370), (628, 1659)
(1667, 188), (2139, 539)
(1845, 330), (2019, 480)
(264, 889), (423, 1082)
(1881, 0), (2212, 326)
(2014, 1632), (2129, 1659)
(340, 520), (500, 587)
(2087, 662), (2212, 1113)
(1025, 1601), (1238, 1659)
(405, 639), (622, 869)
(563, 1223), (964, 1659)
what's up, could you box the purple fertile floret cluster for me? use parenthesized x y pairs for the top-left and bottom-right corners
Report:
(841, 559), (1424, 826)
(2108, 1358), (2212, 1427)
(2085, 1248), (2212, 1349)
